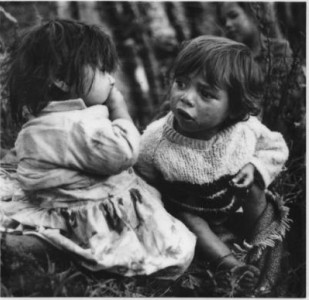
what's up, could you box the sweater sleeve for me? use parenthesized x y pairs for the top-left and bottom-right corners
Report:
(248, 117), (289, 188)
(68, 109), (140, 175)
(135, 119), (165, 185)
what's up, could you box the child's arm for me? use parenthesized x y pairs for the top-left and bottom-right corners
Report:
(68, 90), (140, 176)
(105, 87), (132, 122)
(238, 117), (289, 189)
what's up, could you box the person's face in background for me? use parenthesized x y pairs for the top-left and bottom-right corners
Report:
(220, 3), (259, 48)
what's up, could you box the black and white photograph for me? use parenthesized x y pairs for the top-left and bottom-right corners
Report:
(0, 1), (306, 297)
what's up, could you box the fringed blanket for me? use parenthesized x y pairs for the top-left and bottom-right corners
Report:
(214, 190), (291, 296)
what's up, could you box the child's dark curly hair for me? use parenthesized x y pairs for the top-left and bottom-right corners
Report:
(4, 18), (118, 122)
(169, 35), (263, 125)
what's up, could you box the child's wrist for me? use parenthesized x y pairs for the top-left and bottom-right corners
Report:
(250, 164), (265, 189)
(106, 88), (132, 121)
(108, 102), (132, 122)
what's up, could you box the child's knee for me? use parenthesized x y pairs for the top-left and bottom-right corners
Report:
(1, 234), (61, 260)
(2, 234), (48, 253)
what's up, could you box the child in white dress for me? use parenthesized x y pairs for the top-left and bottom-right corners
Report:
(0, 19), (196, 279)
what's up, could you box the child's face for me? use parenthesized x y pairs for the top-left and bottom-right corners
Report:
(220, 3), (258, 46)
(82, 66), (115, 106)
(170, 73), (230, 140)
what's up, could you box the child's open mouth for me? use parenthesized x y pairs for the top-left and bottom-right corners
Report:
(177, 109), (194, 121)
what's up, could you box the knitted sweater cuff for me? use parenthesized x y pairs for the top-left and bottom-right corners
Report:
(250, 158), (271, 188)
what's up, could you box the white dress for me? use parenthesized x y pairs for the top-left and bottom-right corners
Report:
(0, 99), (196, 279)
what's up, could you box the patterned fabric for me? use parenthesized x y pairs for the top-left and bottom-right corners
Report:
(0, 168), (196, 279)
(0, 160), (196, 279)
(158, 176), (241, 214)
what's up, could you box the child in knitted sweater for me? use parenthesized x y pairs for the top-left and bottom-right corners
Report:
(136, 35), (289, 291)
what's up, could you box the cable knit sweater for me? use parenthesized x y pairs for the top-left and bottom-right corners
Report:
(136, 112), (289, 213)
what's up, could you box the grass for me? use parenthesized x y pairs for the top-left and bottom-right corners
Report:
(0, 246), (195, 297)
(0, 235), (305, 297)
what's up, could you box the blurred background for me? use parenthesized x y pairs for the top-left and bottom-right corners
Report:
(0, 1), (306, 297)
(0, 2), (306, 127)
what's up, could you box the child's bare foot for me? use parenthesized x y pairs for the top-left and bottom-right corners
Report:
(214, 253), (260, 291)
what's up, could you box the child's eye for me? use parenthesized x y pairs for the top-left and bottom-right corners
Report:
(175, 78), (187, 90)
(228, 11), (238, 19)
(200, 88), (213, 99)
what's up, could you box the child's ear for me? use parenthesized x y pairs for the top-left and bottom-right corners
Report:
(53, 80), (70, 92)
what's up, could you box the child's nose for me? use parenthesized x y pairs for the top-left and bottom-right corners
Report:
(225, 18), (233, 29)
(180, 91), (195, 107)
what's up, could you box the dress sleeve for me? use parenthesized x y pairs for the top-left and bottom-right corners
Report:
(248, 117), (289, 188)
(135, 119), (164, 185)
(68, 108), (140, 175)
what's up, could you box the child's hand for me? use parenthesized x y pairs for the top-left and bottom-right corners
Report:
(105, 86), (132, 121)
(230, 163), (255, 190)
(106, 86), (124, 111)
